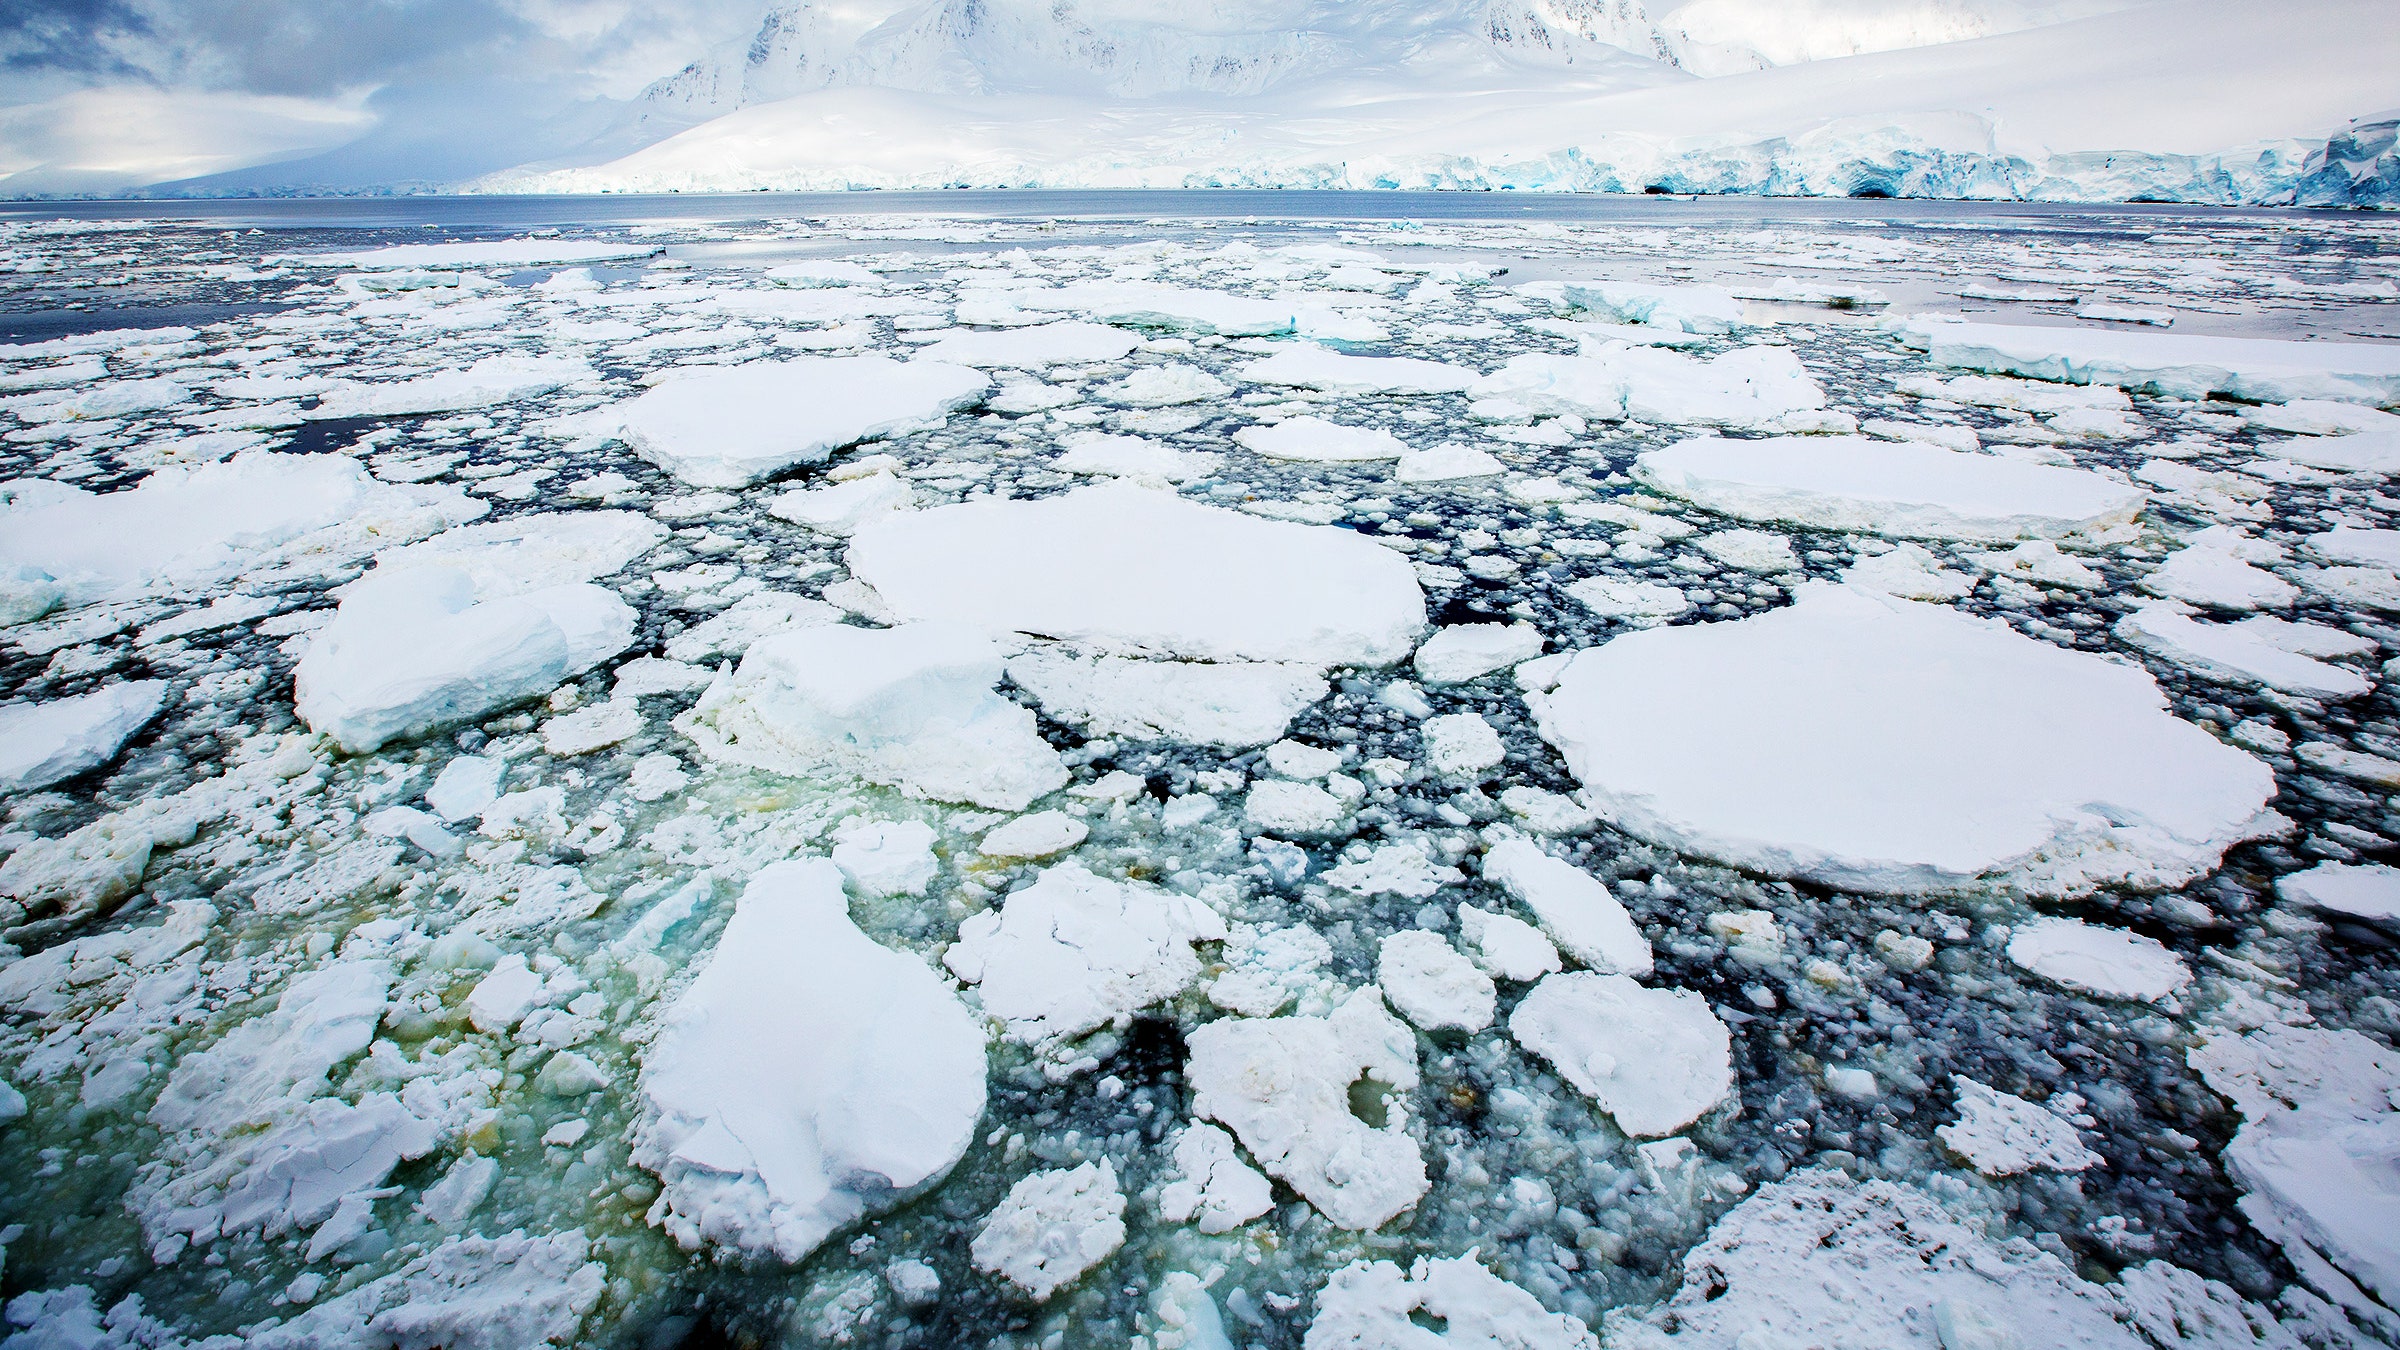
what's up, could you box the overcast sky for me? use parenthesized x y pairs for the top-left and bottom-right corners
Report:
(0, 0), (770, 190)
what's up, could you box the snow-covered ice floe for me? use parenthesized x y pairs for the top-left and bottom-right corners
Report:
(1897, 316), (2400, 405)
(0, 680), (166, 792)
(634, 859), (987, 1263)
(849, 482), (1423, 665)
(1531, 585), (2276, 895)
(1635, 435), (2146, 543)
(600, 357), (989, 487)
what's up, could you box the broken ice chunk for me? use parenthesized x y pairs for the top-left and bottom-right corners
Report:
(1305, 1254), (1598, 1350)
(0, 679), (166, 793)
(1413, 623), (1544, 686)
(831, 819), (939, 898)
(296, 566), (636, 754)
(1531, 586), (2276, 896)
(1480, 840), (1652, 977)
(1938, 1077), (2100, 1176)
(678, 621), (1067, 812)
(1458, 904), (1562, 982)
(1377, 932), (1494, 1033)
(634, 859), (987, 1264)
(1640, 435), (2146, 544)
(2005, 918), (2191, 1003)
(978, 810), (1089, 861)
(850, 482), (1425, 667)
(1157, 1122), (1274, 1235)
(1422, 712), (1503, 775)
(601, 357), (989, 488)
(970, 1160), (1126, 1302)
(1509, 972), (1732, 1138)
(943, 862), (1222, 1044)
(1186, 988), (1427, 1230)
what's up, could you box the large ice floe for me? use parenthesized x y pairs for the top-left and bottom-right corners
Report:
(1897, 316), (2400, 405)
(1531, 585), (2276, 895)
(678, 620), (1066, 810)
(633, 859), (987, 1263)
(849, 481), (1424, 665)
(600, 357), (989, 487)
(943, 861), (1226, 1044)
(1635, 435), (2147, 542)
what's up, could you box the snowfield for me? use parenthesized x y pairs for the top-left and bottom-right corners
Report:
(0, 204), (2395, 1350)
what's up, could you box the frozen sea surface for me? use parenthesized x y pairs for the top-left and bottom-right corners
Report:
(0, 195), (2396, 1350)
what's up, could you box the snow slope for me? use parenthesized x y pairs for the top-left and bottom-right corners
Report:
(486, 0), (2400, 204)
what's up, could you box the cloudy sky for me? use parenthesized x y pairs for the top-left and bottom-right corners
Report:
(0, 0), (768, 191)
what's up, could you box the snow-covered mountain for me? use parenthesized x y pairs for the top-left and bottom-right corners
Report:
(483, 0), (2400, 204)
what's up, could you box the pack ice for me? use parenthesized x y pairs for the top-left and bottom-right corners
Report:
(1531, 585), (2276, 895)
(634, 859), (987, 1263)
(1897, 316), (2400, 405)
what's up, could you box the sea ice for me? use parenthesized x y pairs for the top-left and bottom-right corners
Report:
(971, 1161), (1126, 1302)
(1629, 1168), (2144, 1347)
(2142, 526), (2296, 610)
(1636, 435), (2145, 542)
(1413, 623), (1544, 685)
(1008, 648), (1326, 749)
(250, 1229), (608, 1350)
(1938, 1077), (2102, 1176)
(634, 859), (987, 1263)
(294, 566), (637, 754)
(293, 240), (662, 270)
(1468, 346), (1824, 429)
(2192, 1025), (2400, 1312)
(311, 355), (592, 420)
(678, 621), (1067, 811)
(1236, 344), (1479, 395)
(1509, 972), (1732, 1137)
(1, 450), (480, 618)
(767, 473), (920, 535)
(604, 357), (989, 487)
(1185, 988), (1427, 1230)
(849, 482), (1424, 666)
(1156, 1122), (1274, 1235)
(1422, 713), (1504, 776)
(1480, 840), (1653, 976)
(1457, 904), (1562, 982)
(370, 510), (664, 598)
(1234, 417), (1410, 463)
(0, 680), (166, 793)
(2275, 862), (2400, 926)
(911, 322), (1138, 367)
(1563, 281), (1747, 334)
(1531, 585), (2275, 895)
(943, 861), (1225, 1044)
(977, 810), (1089, 861)
(2117, 603), (2369, 697)
(831, 819), (939, 897)
(1376, 931), (1495, 1033)
(1305, 1255), (1598, 1350)
(2005, 918), (2192, 1002)
(1897, 316), (2400, 405)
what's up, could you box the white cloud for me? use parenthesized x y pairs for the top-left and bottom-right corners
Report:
(0, 85), (377, 191)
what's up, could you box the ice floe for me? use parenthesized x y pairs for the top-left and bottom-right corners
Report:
(2275, 862), (2400, 927)
(1509, 972), (1732, 1138)
(849, 482), (1424, 666)
(1937, 1077), (2102, 1176)
(2005, 917), (2192, 1003)
(2117, 603), (2371, 697)
(1306, 1255), (1598, 1350)
(634, 859), (987, 1263)
(970, 1160), (1126, 1302)
(1532, 585), (2276, 895)
(1185, 987), (1426, 1230)
(1898, 316), (2400, 405)
(295, 566), (637, 753)
(0, 680), (165, 793)
(603, 357), (989, 487)
(1480, 840), (1653, 977)
(678, 620), (1067, 810)
(1007, 647), (1327, 749)
(1635, 435), (2145, 542)
(943, 861), (1225, 1044)
(1468, 345), (1824, 429)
